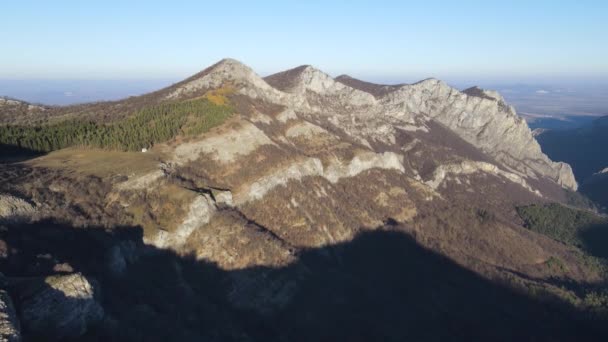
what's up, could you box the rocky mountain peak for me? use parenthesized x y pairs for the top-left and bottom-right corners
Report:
(166, 58), (273, 100)
(335, 75), (577, 190)
(335, 74), (353, 81)
(335, 75), (403, 98)
(463, 86), (505, 102)
(265, 64), (340, 94)
(1, 58), (601, 340)
(171, 60), (577, 191)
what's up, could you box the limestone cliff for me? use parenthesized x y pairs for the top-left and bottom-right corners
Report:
(169, 59), (576, 190)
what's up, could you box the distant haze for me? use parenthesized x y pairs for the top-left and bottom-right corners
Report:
(0, 79), (176, 106)
(2, 77), (607, 124)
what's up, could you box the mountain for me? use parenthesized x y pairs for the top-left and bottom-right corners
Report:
(0, 97), (47, 123)
(536, 115), (608, 210)
(1, 59), (607, 340)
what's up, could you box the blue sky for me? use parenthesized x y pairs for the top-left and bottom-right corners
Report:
(2, 0), (607, 83)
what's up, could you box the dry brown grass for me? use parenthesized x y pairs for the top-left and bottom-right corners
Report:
(124, 183), (197, 237)
(27, 147), (162, 178)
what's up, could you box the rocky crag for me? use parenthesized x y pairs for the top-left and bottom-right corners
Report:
(0, 59), (602, 341)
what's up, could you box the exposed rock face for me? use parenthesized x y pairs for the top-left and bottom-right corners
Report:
(0, 58), (600, 340)
(335, 74), (404, 98)
(0, 276), (20, 342)
(0, 98), (46, 125)
(150, 194), (216, 248)
(178, 59), (577, 190)
(172, 121), (276, 165)
(0, 98), (44, 112)
(0, 195), (35, 223)
(425, 160), (540, 196)
(0, 98), (21, 107)
(1, 58), (579, 255)
(238, 152), (404, 205)
(266, 65), (377, 106)
(382, 80), (577, 190)
(165, 58), (286, 102)
(16, 273), (103, 340)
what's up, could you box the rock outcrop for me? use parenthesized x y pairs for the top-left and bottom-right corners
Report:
(15, 273), (103, 340)
(0, 58), (601, 341)
(0, 275), (20, 342)
(0, 98), (46, 125)
(0, 195), (35, 223)
(425, 160), (541, 196)
(171, 59), (577, 191)
(358, 79), (577, 190)
(150, 194), (217, 248)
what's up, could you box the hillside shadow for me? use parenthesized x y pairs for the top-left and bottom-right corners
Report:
(0, 143), (44, 163)
(2, 220), (608, 341)
(579, 222), (608, 259)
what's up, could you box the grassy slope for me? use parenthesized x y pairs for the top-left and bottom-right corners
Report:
(28, 147), (161, 178)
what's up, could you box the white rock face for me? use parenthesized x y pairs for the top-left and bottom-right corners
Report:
(115, 170), (164, 190)
(166, 58), (291, 104)
(244, 158), (324, 203)
(151, 194), (216, 249)
(324, 152), (405, 183)
(0, 97), (45, 111)
(285, 121), (328, 138)
(172, 121), (275, 164)
(19, 273), (103, 340)
(214, 190), (234, 207)
(276, 108), (298, 123)
(0, 194), (35, 223)
(238, 152), (404, 204)
(382, 79), (577, 190)
(425, 160), (541, 196)
(280, 66), (377, 106)
(0, 285), (20, 342)
(166, 59), (577, 193)
(0, 98), (21, 106)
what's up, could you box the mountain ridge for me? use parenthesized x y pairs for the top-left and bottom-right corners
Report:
(170, 58), (577, 191)
(0, 58), (578, 191)
(2, 58), (607, 340)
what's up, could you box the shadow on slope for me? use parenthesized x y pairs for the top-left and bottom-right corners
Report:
(518, 203), (608, 260)
(580, 224), (608, 260)
(2, 220), (607, 341)
(0, 144), (44, 163)
(580, 176), (608, 212)
(535, 116), (608, 210)
(536, 115), (608, 184)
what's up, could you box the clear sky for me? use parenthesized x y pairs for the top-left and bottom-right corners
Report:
(2, 0), (607, 83)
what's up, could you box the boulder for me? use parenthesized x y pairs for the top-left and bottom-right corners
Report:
(0, 195), (35, 224)
(0, 274), (20, 342)
(16, 273), (103, 340)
